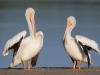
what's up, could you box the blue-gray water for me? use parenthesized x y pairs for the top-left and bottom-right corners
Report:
(0, 1), (100, 68)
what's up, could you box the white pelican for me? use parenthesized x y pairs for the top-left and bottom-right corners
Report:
(62, 16), (100, 70)
(2, 8), (44, 70)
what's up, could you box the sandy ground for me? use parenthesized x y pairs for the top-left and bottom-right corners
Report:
(0, 67), (100, 75)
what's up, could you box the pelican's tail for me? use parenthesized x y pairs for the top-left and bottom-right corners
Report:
(10, 58), (21, 68)
(10, 63), (15, 68)
(83, 53), (93, 65)
(84, 59), (93, 65)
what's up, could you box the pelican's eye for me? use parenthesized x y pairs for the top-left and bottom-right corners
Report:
(67, 20), (73, 26)
(70, 22), (73, 26)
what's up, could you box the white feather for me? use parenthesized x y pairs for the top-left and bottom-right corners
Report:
(3, 30), (27, 56)
(76, 35), (100, 54)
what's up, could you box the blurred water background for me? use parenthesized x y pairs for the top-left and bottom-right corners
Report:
(0, 0), (100, 68)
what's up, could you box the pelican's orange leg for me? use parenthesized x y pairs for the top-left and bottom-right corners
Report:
(78, 60), (82, 70)
(73, 60), (76, 70)
(28, 60), (31, 70)
(22, 60), (26, 70)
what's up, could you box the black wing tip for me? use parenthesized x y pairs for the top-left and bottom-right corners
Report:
(78, 41), (91, 67)
(31, 59), (37, 67)
(31, 53), (40, 67)
(31, 63), (36, 67)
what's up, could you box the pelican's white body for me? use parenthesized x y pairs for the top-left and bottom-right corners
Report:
(10, 31), (43, 67)
(64, 34), (89, 63)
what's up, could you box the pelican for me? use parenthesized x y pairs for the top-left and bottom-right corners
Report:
(2, 8), (44, 70)
(62, 16), (100, 70)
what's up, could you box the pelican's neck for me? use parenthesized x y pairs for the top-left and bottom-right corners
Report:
(27, 17), (36, 37)
(65, 25), (75, 39)
(65, 29), (72, 39)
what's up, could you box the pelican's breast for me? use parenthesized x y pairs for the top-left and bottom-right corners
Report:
(65, 38), (83, 60)
(20, 32), (43, 61)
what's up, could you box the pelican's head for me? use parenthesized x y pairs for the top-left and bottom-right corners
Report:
(25, 7), (36, 37)
(67, 16), (76, 28)
(62, 16), (76, 40)
(25, 7), (35, 22)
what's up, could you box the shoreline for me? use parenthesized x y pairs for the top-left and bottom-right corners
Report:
(0, 67), (100, 75)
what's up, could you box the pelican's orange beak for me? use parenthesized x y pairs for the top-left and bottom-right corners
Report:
(28, 13), (32, 21)
(63, 20), (72, 40)
(28, 13), (36, 38)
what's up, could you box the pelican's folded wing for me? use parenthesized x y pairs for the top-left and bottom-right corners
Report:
(2, 30), (27, 56)
(75, 35), (100, 54)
